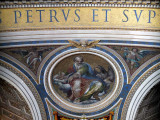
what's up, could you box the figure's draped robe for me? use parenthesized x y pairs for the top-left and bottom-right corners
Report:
(68, 63), (100, 99)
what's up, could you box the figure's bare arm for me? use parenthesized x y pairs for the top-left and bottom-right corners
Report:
(54, 78), (68, 83)
(24, 52), (32, 58)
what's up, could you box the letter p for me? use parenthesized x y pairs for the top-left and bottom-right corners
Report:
(148, 10), (156, 23)
(14, 10), (21, 24)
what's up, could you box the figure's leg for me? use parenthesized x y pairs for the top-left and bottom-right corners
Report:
(80, 81), (103, 102)
(69, 93), (76, 102)
(131, 61), (134, 69)
(93, 92), (100, 101)
(73, 80), (81, 96)
(33, 59), (39, 69)
(69, 80), (81, 102)
(67, 90), (72, 98)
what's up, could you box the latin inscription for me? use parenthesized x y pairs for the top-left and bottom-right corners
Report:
(9, 9), (157, 23)
(0, 8), (159, 30)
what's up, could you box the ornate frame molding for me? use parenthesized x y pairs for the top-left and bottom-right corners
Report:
(1, 30), (160, 48)
(46, 98), (123, 119)
(0, 0), (159, 8)
(40, 44), (127, 118)
(1, 3), (159, 8)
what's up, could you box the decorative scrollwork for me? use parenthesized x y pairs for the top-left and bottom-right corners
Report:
(68, 40), (100, 50)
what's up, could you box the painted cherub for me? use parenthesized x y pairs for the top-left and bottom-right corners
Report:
(24, 48), (42, 69)
(123, 48), (142, 69)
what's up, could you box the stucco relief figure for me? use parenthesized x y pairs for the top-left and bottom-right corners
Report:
(53, 56), (114, 104)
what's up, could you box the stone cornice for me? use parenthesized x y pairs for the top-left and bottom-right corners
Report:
(0, 0), (159, 8)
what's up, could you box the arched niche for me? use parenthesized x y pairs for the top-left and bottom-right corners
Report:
(0, 66), (43, 120)
(126, 69), (160, 120)
(135, 82), (160, 120)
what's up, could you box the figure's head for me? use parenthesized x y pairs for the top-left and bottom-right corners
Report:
(95, 65), (107, 74)
(33, 47), (37, 52)
(132, 48), (138, 52)
(124, 47), (129, 51)
(74, 56), (84, 65)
